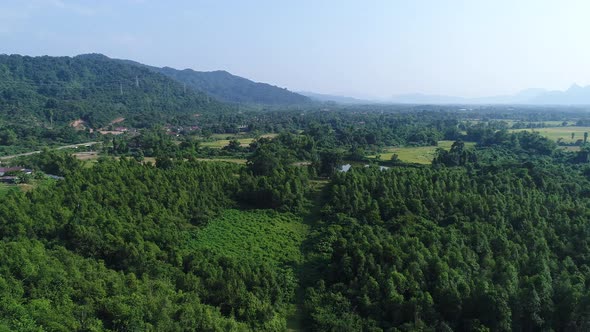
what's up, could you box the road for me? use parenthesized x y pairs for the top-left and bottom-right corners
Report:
(0, 142), (100, 160)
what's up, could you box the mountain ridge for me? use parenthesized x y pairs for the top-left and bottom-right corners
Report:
(389, 85), (590, 105)
(301, 85), (590, 105)
(0, 53), (232, 128)
(116, 57), (310, 105)
(298, 91), (374, 104)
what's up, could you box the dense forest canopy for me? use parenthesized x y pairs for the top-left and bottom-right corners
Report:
(305, 160), (590, 331)
(3, 54), (590, 331)
(0, 54), (232, 128)
(3, 114), (590, 330)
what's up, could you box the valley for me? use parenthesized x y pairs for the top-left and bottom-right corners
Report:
(1, 53), (590, 331)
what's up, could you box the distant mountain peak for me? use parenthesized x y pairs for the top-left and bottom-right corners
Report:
(299, 91), (375, 104)
(568, 83), (583, 91)
(385, 84), (590, 105)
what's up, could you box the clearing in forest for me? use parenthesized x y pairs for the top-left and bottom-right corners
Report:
(372, 140), (476, 164)
(200, 133), (278, 148)
(190, 209), (308, 266)
(509, 126), (590, 143)
(200, 138), (256, 148)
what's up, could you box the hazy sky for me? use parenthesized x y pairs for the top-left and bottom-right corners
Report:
(1, 0), (590, 99)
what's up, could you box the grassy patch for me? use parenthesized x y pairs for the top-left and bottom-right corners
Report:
(509, 126), (590, 143)
(560, 146), (581, 152)
(464, 119), (571, 127)
(190, 209), (308, 266)
(200, 133), (278, 149)
(372, 140), (476, 164)
(194, 158), (247, 164)
(0, 177), (58, 197)
(200, 138), (256, 148)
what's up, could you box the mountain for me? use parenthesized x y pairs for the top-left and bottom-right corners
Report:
(301, 88), (554, 105)
(389, 93), (468, 104)
(0, 53), (232, 128)
(298, 91), (374, 104)
(387, 87), (590, 105)
(129, 62), (310, 105)
(389, 89), (550, 104)
(531, 84), (590, 105)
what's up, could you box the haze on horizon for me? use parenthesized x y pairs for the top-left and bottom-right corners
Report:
(1, 0), (589, 100)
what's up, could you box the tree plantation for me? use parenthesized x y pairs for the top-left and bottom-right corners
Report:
(2, 112), (590, 331)
(4, 55), (590, 331)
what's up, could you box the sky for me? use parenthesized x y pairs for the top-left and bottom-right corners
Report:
(1, 0), (590, 99)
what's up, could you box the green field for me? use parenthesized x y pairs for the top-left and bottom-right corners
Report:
(190, 209), (308, 265)
(195, 158), (247, 164)
(200, 133), (278, 148)
(0, 178), (58, 197)
(371, 140), (476, 164)
(509, 126), (590, 143)
(142, 156), (246, 165)
(465, 119), (572, 127)
(200, 138), (256, 148)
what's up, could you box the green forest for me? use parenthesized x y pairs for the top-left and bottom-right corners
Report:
(3, 54), (590, 331)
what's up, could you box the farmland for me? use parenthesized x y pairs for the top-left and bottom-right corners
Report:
(200, 133), (278, 148)
(509, 126), (590, 143)
(200, 138), (256, 148)
(371, 140), (476, 164)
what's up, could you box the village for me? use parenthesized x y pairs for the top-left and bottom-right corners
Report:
(0, 166), (63, 184)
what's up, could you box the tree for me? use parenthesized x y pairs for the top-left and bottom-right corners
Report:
(223, 139), (242, 153)
(0, 129), (17, 146)
(317, 150), (344, 177)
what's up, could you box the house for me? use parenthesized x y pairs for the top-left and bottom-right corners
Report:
(0, 176), (18, 184)
(0, 167), (25, 176)
(339, 164), (352, 172)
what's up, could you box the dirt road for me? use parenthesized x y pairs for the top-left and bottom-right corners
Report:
(0, 142), (100, 160)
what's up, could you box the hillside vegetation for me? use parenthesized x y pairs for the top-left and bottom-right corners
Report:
(151, 67), (311, 105)
(0, 54), (232, 128)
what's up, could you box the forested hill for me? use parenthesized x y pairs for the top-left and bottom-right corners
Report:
(127, 61), (311, 105)
(0, 53), (233, 128)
